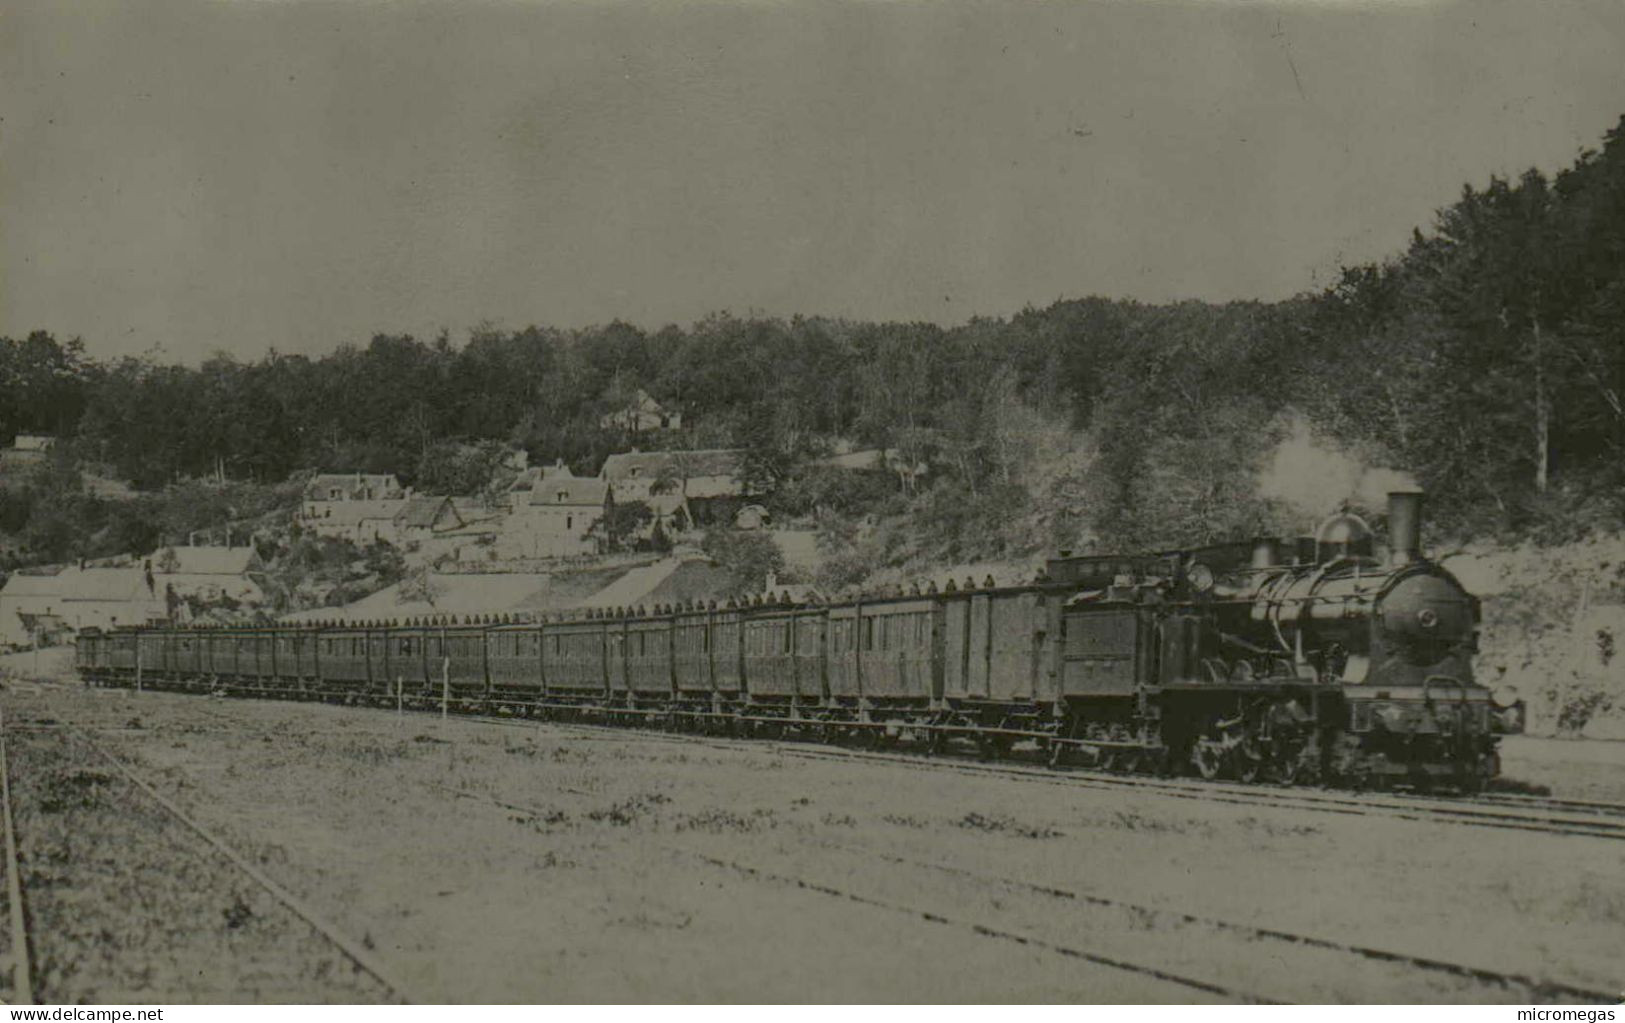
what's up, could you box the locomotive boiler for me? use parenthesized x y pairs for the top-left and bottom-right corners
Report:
(1044, 490), (1513, 789)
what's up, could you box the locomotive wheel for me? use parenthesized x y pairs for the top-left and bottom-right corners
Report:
(1457, 758), (1489, 796)
(1046, 739), (1068, 769)
(1283, 746), (1321, 786)
(1233, 741), (1265, 783)
(1272, 749), (1304, 785)
(977, 733), (1014, 761)
(1191, 738), (1226, 780)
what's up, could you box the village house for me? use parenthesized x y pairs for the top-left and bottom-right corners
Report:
(502, 459), (578, 508)
(299, 472), (404, 518)
(0, 434), (56, 479)
(500, 467), (610, 558)
(814, 444), (931, 490)
(0, 546), (263, 648)
(317, 500), (408, 546)
(598, 389), (682, 435)
(297, 473), (408, 541)
(598, 448), (750, 529)
(392, 494), (466, 548)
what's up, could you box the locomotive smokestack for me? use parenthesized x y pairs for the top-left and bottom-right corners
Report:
(1387, 490), (1423, 566)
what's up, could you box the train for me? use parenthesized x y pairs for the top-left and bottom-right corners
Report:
(74, 491), (1522, 792)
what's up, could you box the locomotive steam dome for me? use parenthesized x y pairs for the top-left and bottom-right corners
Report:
(1315, 511), (1374, 559)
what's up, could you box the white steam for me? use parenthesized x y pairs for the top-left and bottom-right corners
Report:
(1258, 414), (1418, 520)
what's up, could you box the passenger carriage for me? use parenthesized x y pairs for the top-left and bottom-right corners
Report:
(741, 602), (817, 720)
(421, 621), (489, 705)
(271, 627), (320, 693)
(542, 614), (609, 710)
(618, 609), (676, 716)
(318, 627), (371, 697)
(487, 620), (543, 706)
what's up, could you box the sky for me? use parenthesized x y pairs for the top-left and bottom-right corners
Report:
(3, 0), (1624, 364)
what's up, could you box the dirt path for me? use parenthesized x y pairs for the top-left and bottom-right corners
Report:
(4, 681), (1622, 1003)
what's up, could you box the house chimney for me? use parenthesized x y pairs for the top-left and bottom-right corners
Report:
(765, 570), (778, 592)
(1387, 491), (1423, 566)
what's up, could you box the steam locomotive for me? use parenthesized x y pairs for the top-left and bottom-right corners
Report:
(75, 491), (1520, 791)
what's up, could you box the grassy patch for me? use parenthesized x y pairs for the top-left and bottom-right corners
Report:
(673, 808), (776, 833)
(955, 811), (1064, 840)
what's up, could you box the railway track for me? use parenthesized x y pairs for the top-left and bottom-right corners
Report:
(459, 709), (1625, 843)
(804, 837), (1619, 1003)
(435, 780), (1619, 1004)
(432, 782), (1279, 1003)
(65, 725), (420, 1004)
(0, 711), (33, 1005)
(25, 680), (1625, 1003)
(61, 678), (1625, 842)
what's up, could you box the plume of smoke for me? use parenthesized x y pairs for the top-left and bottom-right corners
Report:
(1258, 413), (1418, 521)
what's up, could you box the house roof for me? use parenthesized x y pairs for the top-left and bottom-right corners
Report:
(280, 563), (632, 621)
(526, 477), (609, 507)
(0, 571), (70, 600)
(814, 447), (926, 473)
(395, 495), (458, 529)
(303, 473), (403, 500)
(602, 389), (667, 415)
(1, 566), (156, 604)
(320, 499), (407, 526)
(580, 557), (739, 609)
(599, 449), (744, 483)
(10, 435), (55, 452)
(507, 461), (575, 492)
(157, 546), (254, 575)
(449, 498), (499, 523)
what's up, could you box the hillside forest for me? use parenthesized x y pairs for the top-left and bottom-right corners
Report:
(3, 116), (1625, 589)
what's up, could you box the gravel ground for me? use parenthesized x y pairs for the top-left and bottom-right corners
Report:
(1, 675), (1620, 1004)
(4, 719), (395, 1003)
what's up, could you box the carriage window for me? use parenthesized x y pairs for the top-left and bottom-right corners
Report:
(784, 625), (792, 654)
(863, 618), (874, 651)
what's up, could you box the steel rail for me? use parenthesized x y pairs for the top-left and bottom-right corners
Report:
(809, 837), (1620, 1004)
(0, 711), (33, 1005)
(70, 727), (419, 1004)
(469, 712), (1625, 843)
(434, 783), (1280, 1004)
(80, 676), (1625, 842)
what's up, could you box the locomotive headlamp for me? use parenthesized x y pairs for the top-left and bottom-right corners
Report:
(1491, 685), (1521, 710)
(1417, 608), (1439, 629)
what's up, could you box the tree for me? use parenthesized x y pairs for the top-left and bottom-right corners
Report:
(589, 501), (654, 553)
(702, 528), (784, 592)
(648, 451), (700, 531)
